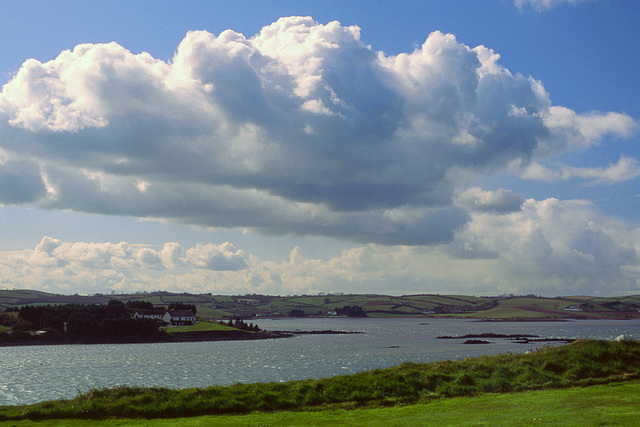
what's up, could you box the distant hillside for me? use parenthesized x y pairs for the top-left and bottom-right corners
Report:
(2, 290), (640, 320)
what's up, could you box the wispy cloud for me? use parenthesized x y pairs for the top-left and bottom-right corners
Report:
(456, 187), (525, 214)
(513, 0), (596, 12)
(520, 156), (640, 184)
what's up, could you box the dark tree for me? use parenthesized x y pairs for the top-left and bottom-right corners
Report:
(334, 305), (367, 317)
(18, 302), (161, 338)
(126, 300), (155, 310)
(168, 303), (197, 314)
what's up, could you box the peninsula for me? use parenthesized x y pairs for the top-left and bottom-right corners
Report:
(1, 289), (639, 345)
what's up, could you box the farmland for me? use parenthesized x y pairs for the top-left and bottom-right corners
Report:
(2, 289), (640, 320)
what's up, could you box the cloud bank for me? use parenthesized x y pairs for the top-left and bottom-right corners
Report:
(2, 193), (638, 296)
(0, 17), (636, 246)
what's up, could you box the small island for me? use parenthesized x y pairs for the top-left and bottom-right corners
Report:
(437, 333), (575, 345)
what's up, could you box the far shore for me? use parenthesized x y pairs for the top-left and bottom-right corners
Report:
(0, 329), (294, 347)
(0, 327), (370, 347)
(3, 312), (639, 347)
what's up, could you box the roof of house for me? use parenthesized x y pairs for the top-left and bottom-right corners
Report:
(134, 310), (163, 316)
(166, 310), (195, 317)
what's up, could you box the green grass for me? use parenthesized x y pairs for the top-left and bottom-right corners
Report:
(2, 340), (640, 423)
(470, 297), (571, 319)
(407, 294), (485, 305)
(471, 296), (640, 320)
(188, 306), (230, 318)
(4, 380), (640, 426)
(283, 296), (330, 307)
(161, 321), (241, 333)
(0, 289), (53, 299)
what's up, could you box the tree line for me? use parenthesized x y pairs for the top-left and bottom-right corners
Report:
(226, 316), (260, 332)
(18, 300), (161, 338)
(333, 305), (367, 317)
(287, 305), (367, 317)
(125, 300), (197, 314)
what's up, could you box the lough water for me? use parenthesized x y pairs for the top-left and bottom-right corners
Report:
(1, 317), (639, 406)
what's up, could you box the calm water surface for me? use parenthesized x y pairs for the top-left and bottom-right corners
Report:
(1, 317), (639, 406)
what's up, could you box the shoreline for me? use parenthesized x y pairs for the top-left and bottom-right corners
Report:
(1, 340), (638, 421)
(0, 329), (295, 347)
(2, 314), (637, 347)
(0, 328), (364, 347)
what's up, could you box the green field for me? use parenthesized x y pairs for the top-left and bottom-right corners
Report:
(2, 289), (640, 320)
(5, 381), (638, 426)
(161, 321), (242, 333)
(0, 289), (54, 300)
(471, 296), (635, 319)
(469, 297), (566, 319)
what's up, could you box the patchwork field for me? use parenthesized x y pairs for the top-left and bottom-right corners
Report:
(2, 289), (640, 320)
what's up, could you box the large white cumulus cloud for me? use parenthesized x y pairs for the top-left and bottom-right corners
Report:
(0, 237), (250, 294)
(0, 17), (636, 245)
(447, 196), (640, 295)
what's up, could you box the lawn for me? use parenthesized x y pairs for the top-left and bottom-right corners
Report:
(5, 380), (640, 426)
(161, 321), (239, 333)
(4, 340), (639, 423)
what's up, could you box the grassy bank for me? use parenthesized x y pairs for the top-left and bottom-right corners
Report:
(6, 380), (640, 426)
(161, 321), (239, 333)
(2, 339), (640, 422)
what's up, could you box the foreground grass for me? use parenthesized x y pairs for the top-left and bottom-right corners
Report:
(5, 380), (640, 426)
(2, 340), (640, 422)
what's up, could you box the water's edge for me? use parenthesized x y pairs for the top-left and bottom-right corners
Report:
(2, 317), (638, 407)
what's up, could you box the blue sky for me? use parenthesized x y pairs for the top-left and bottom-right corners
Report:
(0, 0), (638, 296)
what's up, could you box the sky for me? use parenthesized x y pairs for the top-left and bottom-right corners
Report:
(0, 0), (639, 297)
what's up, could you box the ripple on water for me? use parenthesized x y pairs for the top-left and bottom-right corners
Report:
(2, 318), (640, 406)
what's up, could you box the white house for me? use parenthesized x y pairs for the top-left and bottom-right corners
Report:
(133, 310), (164, 321)
(163, 310), (196, 326)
